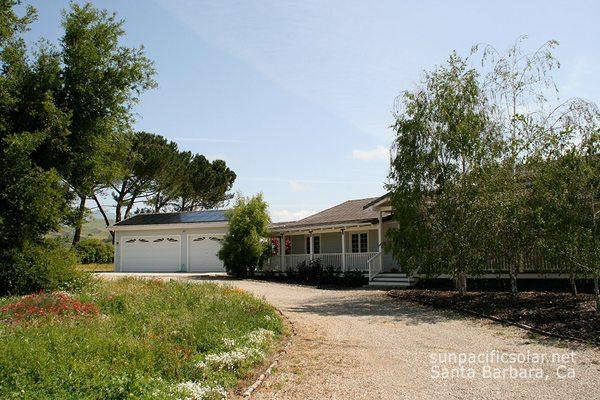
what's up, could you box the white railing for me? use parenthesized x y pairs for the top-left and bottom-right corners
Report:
(367, 252), (383, 281)
(267, 252), (378, 272)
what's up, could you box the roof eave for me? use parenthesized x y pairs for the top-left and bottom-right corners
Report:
(109, 221), (229, 232)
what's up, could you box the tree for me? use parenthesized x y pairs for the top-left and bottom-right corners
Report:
(471, 36), (561, 298)
(530, 101), (599, 297)
(218, 194), (270, 277)
(91, 131), (179, 238)
(0, 1), (82, 295)
(387, 53), (498, 294)
(146, 150), (236, 213)
(58, 3), (156, 244)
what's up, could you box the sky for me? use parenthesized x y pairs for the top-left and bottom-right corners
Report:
(24, 0), (600, 221)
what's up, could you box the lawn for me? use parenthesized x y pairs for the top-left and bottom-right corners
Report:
(0, 278), (285, 399)
(75, 263), (115, 272)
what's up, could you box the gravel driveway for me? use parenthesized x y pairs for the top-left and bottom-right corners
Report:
(101, 274), (600, 399)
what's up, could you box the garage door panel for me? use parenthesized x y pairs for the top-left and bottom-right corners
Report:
(188, 235), (225, 272)
(121, 235), (181, 272)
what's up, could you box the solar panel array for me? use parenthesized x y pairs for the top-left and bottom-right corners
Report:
(115, 210), (228, 226)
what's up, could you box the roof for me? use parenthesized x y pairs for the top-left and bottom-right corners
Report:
(270, 197), (391, 232)
(113, 210), (228, 226)
(362, 192), (391, 210)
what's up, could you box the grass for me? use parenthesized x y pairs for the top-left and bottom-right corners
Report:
(75, 263), (114, 272)
(0, 278), (285, 399)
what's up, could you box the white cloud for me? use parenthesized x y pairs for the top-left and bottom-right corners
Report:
(289, 180), (310, 192)
(352, 145), (389, 161)
(271, 209), (316, 222)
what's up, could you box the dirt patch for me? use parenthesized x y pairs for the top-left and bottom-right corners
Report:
(389, 289), (600, 344)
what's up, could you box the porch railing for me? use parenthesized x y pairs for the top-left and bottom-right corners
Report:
(367, 252), (383, 281)
(267, 252), (378, 273)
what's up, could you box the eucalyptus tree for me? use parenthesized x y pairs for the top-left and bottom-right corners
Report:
(58, 3), (156, 244)
(387, 53), (499, 294)
(471, 36), (561, 298)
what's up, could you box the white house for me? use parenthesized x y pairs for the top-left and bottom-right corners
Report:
(109, 210), (228, 273)
(266, 194), (416, 286)
(108, 194), (414, 286)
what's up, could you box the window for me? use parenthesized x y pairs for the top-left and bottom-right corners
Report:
(351, 233), (368, 253)
(305, 236), (320, 254)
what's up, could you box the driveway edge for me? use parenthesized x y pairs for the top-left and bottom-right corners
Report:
(242, 307), (296, 399)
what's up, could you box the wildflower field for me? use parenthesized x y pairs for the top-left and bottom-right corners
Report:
(0, 278), (285, 399)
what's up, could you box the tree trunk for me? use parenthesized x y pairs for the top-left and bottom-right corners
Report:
(456, 272), (467, 295)
(92, 194), (115, 243)
(72, 195), (87, 245)
(509, 254), (521, 300)
(594, 278), (600, 313)
(569, 272), (577, 297)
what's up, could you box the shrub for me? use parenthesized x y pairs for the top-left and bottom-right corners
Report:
(296, 259), (323, 282)
(0, 239), (88, 296)
(74, 238), (114, 264)
(218, 194), (270, 277)
(342, 270), (367, 287)
(318, 264), (341, 285)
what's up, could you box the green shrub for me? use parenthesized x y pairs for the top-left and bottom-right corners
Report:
(342, 269), (367, 287)
(0, 239), (89, 296)
(74, 238), (114, 264)
(318, 264), (341, 285)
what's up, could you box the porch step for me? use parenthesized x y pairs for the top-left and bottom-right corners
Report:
(369, 273), (418, 288)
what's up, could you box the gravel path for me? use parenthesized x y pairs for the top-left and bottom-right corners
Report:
(101, 274), (600, 399)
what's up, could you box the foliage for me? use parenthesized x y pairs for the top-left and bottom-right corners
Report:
(387, 53), (498, 294)
(387, 37), (599, 302)
(58, 3), (157, 244)
(0, 278), (284, 399)
(74, 238), (114, 264)
(0, 239), (88, 296)
(218, 194), (270, 277)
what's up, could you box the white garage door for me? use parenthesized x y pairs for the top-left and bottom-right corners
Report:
(188, 235), (225, 272)
(121, 235), (181, 272)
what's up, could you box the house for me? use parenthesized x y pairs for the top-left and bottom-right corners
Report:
(109, 210), (228, 273)
(267, 194), (417, 286)
(108, 194), (414, 286)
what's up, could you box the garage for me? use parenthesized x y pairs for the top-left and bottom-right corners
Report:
(121, 235), (181, 272)
(110, 210), (229, 273)
(187, 235), (225, 272)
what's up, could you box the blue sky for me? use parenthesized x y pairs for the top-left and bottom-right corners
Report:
(25, 1), (600, 221)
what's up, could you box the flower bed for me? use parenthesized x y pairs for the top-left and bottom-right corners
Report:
(0, 278), (285, 399)
(0, 291), (99, 324)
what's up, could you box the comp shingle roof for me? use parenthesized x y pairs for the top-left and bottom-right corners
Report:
(270, 197), (391, 231)
(113, 210), (228, 226)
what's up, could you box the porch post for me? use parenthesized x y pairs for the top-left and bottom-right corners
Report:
(309, 231), (314, 261)
(378, 211), (383, 253)
(341, 228), (346, 271)
(280, 234), (285, 271)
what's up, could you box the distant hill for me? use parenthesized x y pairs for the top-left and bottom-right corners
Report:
(55, 216), (113, 242)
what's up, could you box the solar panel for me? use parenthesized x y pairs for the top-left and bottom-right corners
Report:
(115, 210), (228, 226)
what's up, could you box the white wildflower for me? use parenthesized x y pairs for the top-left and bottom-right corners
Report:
(195, 360), (207, 369)
(203, 347), (264, 371)
(245, 328), (274, 345)
(176, 381), (227, 400)
(221, 338), (236, 348)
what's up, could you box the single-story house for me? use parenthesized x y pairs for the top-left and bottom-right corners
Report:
(109, 210), (228, 273)
(108, 194), (410, 285)
(266, 194), (415, 286)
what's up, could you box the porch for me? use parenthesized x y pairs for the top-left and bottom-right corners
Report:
(268, 251), (380, 274)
